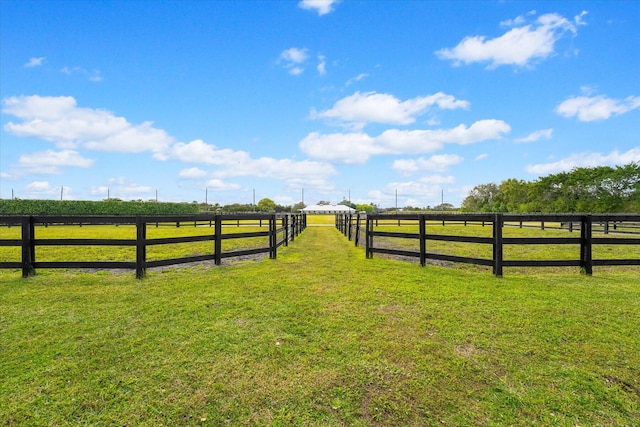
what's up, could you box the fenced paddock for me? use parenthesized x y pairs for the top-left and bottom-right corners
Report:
(0, 213), (306, 278)
(336, 213), (640, 277)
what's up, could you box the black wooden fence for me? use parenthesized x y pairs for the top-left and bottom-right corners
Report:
(336, 213), (640, 277)
(0, 213), (306, 278)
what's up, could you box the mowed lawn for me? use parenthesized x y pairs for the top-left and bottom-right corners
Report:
(1, 225), (639, 426)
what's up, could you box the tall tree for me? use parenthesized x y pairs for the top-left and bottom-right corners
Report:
(257, 198), (276, 212)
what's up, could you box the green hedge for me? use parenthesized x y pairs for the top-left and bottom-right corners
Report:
(0, 199), (200, 216)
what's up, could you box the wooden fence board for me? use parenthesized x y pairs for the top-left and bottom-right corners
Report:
(0, 213), (306, 278)
(335, 212), (640, 277)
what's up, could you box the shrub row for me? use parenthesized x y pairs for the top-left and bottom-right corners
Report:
(0, 199), (200, 216)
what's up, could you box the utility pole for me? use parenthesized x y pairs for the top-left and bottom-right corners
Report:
(302, 188), (304, 205)
(253, 188), (256, 211)
(155, 189), (158, 202)
(61, 186), (64, 201)
(205, 187), (208, 206)
(107, 188), (110, 200)
(395, 188), (398, 213)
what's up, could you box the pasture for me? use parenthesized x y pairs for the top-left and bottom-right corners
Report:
(1, 222), (639, 425)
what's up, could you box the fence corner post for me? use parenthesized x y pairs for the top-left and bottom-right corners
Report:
(135, 216), (147, 279)
(21, 216), (36, 278)
(493, 213), (503, 278)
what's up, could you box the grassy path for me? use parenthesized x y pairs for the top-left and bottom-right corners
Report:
(1, 226), (639, 426)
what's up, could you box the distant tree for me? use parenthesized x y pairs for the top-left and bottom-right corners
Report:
(292, 201), (306, 212)
(337, 199), (356, 209)
(498, 179), (530, 212)
(433, 203), (455, 211)
(461, 162), (639, 213)
(355, 203), (374, 213)
(223, 203), (253, 213)
(257, 198), (276, 212)
(461, 183), (500, 212)
(274, 204), (291, 213)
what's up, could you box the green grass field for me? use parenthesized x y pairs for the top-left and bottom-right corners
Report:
(1, 224), (639, 426)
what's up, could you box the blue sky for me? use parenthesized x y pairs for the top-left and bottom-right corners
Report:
(1, 0), (638, 208)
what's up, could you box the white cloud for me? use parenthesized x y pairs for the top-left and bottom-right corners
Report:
(525, 147), (640, 175)
(345, 73), (368, 87)
(298, 0), (339, 16)
(279, 47), (309, 75)
(393, 154), (463, 175)
(574, 10), (588, 26)
(300, 119), (511, 163)
(168, 139), (337, 184)
(280, 47), (308, 64)
(89, 186), (109, 197)
(178, 167), (208, 179)
(2, 95), (173, 156)
(474, 153), (489, 161)
(436, 12), (580, 68)
(368, 175), (457, 206)
(514, 128), (553, 143)
(17, 149), (94, 174)
(24, 57), (45, 67)
(170, 139), (251, 165)
(556, 95), (640, 122)
(60, 66), (103, 82)
(205, 179), (241, 191)
(96, 178), (154, 200)
(317, 55), (327, 75)
(22, 181), (74, 199)
(299, 132), (375, 163)
(26, 181), (53, 192)
(313, 91), (470, 128)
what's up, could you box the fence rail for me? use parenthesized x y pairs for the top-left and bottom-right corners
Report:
(336, 213), (640, 277)
(0, 213), (306, 278)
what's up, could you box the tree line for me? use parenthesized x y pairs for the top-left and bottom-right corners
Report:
(0, 199), (200, 216)
(461, 163), (639, 213)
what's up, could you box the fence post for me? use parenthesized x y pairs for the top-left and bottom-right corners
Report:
(135, 216), (147, 279)
(493, 214), (503, 278)
(366, 216), (374, 258)
(290, 214), (295, 242)
(283, 215), (289, 246)
(21, 216), (35, 278)
(348, 214), (353, 240)
(419, 214), (426, 267)
(580, 215), (593, 275)
(269, 214), (277, 259)
(355, 213), (361, 247)
(214, 215), (222, 265)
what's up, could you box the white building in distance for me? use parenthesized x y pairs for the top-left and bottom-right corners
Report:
(301, 204), (356, 214)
